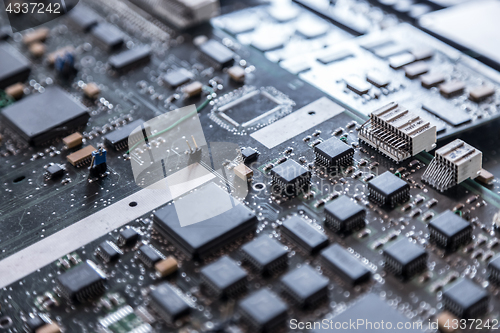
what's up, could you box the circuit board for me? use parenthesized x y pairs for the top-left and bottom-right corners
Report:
(1, 0), (500, 332)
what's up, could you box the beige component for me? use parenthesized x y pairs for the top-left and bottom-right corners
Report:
(476, 168), (494, 185)
(83, 83), (101, 99)
(469, 85), (495, 102)
(67, 145), (95, 167)
(23, 27), (50, 45)
(62, 132), (83, 149)
(155, 256), (178, 277)
(182, 81), (203, 97)
(234, 163), (253, 180)
(29, 42), (46, 57)
(436, 311), (458, 333)
(227, 66), (245, 82)
(5, 83), (25, 100)
(35, 323), (62, 333)
(47, 46), (75, 65)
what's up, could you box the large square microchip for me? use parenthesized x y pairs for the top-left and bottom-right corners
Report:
(241, 235), (288, 274)
(368, 171), (410, 207)
(1, 87), (89, 145)
(280, 265), (329, 308)
(200, 256), (248, 298)
(238, 289), (288, 332)
(0, 42), (31, 89)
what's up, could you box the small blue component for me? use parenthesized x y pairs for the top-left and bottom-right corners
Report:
(55, 52), (75, 76)
(92, 148), (107, 167)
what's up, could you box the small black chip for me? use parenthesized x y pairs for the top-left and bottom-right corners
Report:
(271, 159), (311, 196)
(428, 210), (472, 250)
(91, 23), (125, 51)
(320, 244), (371, 286)
(137, 244), (165, 268)
(280, 265), (329, 308)
(1, 87), (89, 145)
(383, 238), (427, 279)
(109, 46), (151, 71)
(163, 68), (192, 88)
(0, 42), (31, 89)
(150, 282), (190, 322)
(314, 137), (354, 166)
(241, 235), (288, 274)
(96, 240), (122, 263)
(118, 227), (140, 246)
(241, 147), (259, 163)
(281, 216), (328, 254)
(238, 289), (288, 332)
(200, 256), (247, 298)
(68, 6), (99, 31)
(56, 261), (106, 302)
(488, 255), (500, 284)
(45, 164), (64, 179)
(104, 119), (149, 151)
(324, 196), (366, 232)
(442, 278), (489, 319)
(199, 40), (234, 68)
(368, 171), (410, 207)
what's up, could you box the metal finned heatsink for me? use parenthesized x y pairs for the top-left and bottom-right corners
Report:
(358, 102), (436, 162)
(422, 139), (482, 192)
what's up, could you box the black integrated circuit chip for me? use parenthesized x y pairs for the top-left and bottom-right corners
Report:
(1, 87), (89, 146)
(109, 45), (151, 71)
(104, 119), (148, 151)
(320, 244), (371, 286)
(67, 6), (100, 32)
(241, 235), (288, 274)
(91, 23), (125, 51)
(324, 196), (366, 232)
(200, 256), (247, 298)
(96, 241), (122, 263)
(118, 227), (140, 246)
(271, 159), (311, 196)
(0, 42), (31, 89)
(241, 147), (259, 163)
(199, 39), (234, 68)
(238, 289), (288, 332)
(280, 265), (329, 308)
(137, 244), (165, 267)
(56, 261), (106, 302)
(281, 216), (328, 254)
(428, 210), (472, 250)
(442, 278), (489, 319)
(314, 137), (354, 167)
(45, 164), (64, 179)
(488, 254), (500, 285)
(383, 238), (427, 279)
(150, 282), (190, 322)
(368, 171), (410, 207)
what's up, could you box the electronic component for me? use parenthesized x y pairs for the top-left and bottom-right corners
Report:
(62, 132), (83, 149)
(404, 61), (429, 79)
(280, 265), (329, 308)
(476, 168), (494, 185)
(469, 85), (495, 102)
(155, 256), (178, 278)
(422, 139), (482, 191)
(436, 312), (458, 333)
(368, 171), (410, 207)
(89, 147), (107, 177)
(358, 102), (436, 162)
(234, 163), (253, 180)
(149, 282), (190, 322)
(137, 244), (165, 268)
(345, 76), (371, 95)
(45, 164), (64, 180)
(153, 184), (257, 258)
(199, 39), (234, 68)
(383, 238), (428, 279)
(109, 46), (151, 71)
(182, 81), (203, 97)
(5, 82), (24, 100)
(241, 147), (259, 163)
(163, 68), (192, 88)
(24, 313), (46, 332)
(281, 216), (328, 254)
(238, 289), (288, 332)
(366, 71), (390, 87)
(428, 210), (472, 250)
(420, 72), (445, 88)
(96, 241), (122, 263)
(104, 119), (149, 151)
(91, 23), (124, 50)
(227, 66), (246, 82)
(320, 244), (371, 286)
(22, 27), (49, 45)
(200, 256), (247, 298)
(83, 83), (100, 99)
(68, 6), (100, 32)
(118, 227), (140, 246)
(1, 87), (89, 145)
(29, 42), (46, 57)
(439, 81), (465, 98)
(442, 278), (489, 319)
(488, 255), (500, 284)
(54, 52), (76, 77)
(36, 323), (61, 333)
(421, 102), (471, 127)
(0, 42), (31, 89)
(56, 260), (106, 302)
(67, 145), (96, 167)
(314, 137), (354, 167)
(241, 235), (288, 274)
(270, 159), (311, 196)
(324, 196), (366, 232)
(47, 46), (75, 65)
